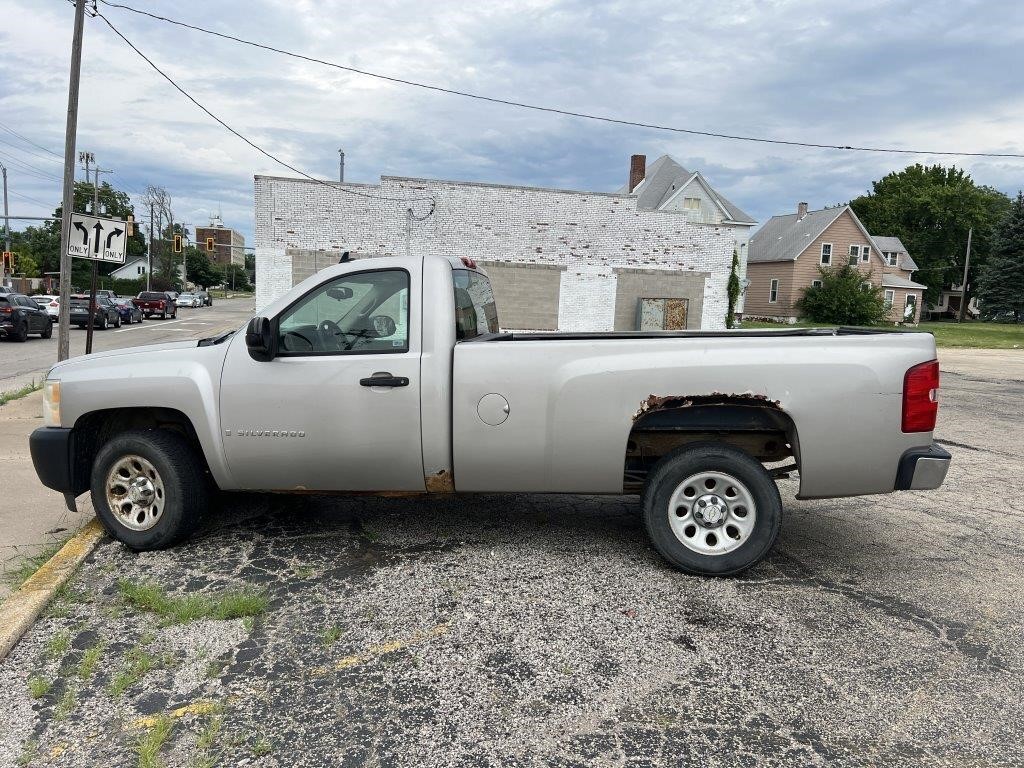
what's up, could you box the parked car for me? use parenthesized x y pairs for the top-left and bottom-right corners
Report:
(176, 292), (202, 308)
(196, 290), (213, 307)
(132, 291), (178, 319)
(0, 292), (53, 341)
(32, 295), (61, 318)
(112, 297), (144, 325)
(94, 290), (119, 300)
(29, 255), (952, 575)
(983, 310), (1022, 324)
(69, 294), (121, 330)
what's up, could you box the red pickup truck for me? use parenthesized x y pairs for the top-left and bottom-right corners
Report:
(133, 291), (178, 320)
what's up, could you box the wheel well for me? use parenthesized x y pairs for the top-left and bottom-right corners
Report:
(624, 394), (800, 493)
(71, 407), (214, 492)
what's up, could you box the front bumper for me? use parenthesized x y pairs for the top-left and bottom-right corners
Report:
(894, 444), (951, 491)
(29, 427), (85, 495)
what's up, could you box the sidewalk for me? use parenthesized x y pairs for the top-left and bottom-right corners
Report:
(0, 391), (93, 600)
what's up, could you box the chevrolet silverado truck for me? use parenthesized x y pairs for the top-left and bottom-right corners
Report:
(29, 255), (951, 575)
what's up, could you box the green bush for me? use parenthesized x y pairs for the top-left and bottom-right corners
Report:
(797, 265), (887, 325)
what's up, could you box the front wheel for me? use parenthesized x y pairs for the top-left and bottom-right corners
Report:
(114, 314), (122, 328)
(642, 443), (782, 576)
(90, 429), (208, 550)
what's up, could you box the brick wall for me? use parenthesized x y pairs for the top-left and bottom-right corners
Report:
(254, 174), (741, 330)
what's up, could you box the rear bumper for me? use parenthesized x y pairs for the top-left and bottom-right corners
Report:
(894, 444), (951, 491)
(29, 427), (81, 494)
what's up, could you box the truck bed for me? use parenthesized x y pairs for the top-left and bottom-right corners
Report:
(464, 327), (899, 342)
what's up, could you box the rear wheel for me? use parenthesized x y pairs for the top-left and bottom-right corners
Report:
(40, 320), (53, 339)
(642, 443), (782, 576)
(90, 429), (207, 550)
(12, 320), (28, 342)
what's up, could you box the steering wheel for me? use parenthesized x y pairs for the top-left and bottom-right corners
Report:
(317, 319), (346, 351)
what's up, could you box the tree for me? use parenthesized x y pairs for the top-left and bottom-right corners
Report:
(222, 263), (251, 291)
(849, 164), (1011, 303)
(975, 191), (1024, 320)
(184, 246), (220, 288)
(797, 265), (887, 325)
(725, 248), (740, 328)
(14, 252), (40, 278)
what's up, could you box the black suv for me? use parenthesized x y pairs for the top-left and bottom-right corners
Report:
(0, 293), (53, 341)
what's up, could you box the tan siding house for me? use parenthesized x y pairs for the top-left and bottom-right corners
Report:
(745, 203), (925, 323)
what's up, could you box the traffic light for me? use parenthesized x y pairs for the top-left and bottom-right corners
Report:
(206, 237), (215, 253)
(173, 234), (182, 253)
(1, 251), (12, 272)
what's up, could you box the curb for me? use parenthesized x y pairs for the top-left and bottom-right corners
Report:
(0, 519), (105, 662)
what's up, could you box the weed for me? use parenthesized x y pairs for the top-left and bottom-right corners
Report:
(322, 626), (344, 645)
(16, 739), (38, 767)
(108, 646), (159, 698)
(119, 581), (268, 625)
(242, 616), (255, 633)
(27, 676), (51, 699)
(3, 542), (63, 588)
(137, 714), (174, 768)
(55, 687), (76, 720)
(45, 630), (70, 660)
(0, 380), (42, 407)
(77, 641), (105, 680)
(252, 736), (272, 757)
(293, 565), (315, 578)
(204, 659), (228, 679)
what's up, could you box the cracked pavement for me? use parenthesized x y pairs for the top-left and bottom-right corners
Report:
(0, 367), (1022, 767)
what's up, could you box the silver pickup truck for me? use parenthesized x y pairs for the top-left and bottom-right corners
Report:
(30, 255), (950, 575)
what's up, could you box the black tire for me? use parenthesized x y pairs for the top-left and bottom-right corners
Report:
(90, 428), (208, 550)
(114, 314), (122, 328)
(12, 320), (28, 342)
(40, 320), (53, 339)
(642, 443), (782, 576)
(160, 311), (166, 320)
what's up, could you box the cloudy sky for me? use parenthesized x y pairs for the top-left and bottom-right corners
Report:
(1, 0), (1022, 244)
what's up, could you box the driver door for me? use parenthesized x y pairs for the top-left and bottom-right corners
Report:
(219, 267), (424, 492)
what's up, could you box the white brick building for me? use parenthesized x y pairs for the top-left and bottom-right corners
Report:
(254, 155), (755, 330)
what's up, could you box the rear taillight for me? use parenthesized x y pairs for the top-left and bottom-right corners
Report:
(902, 360), (939, 432)
(158, 301), (165, 309)
(50, 301), (58, 307)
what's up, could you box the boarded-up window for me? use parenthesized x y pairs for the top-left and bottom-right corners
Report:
(638, 297), (688, 330)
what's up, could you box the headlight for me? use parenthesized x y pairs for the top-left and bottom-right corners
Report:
(43, 380), (61, 427)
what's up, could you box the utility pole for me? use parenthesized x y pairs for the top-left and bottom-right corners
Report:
(1, 163), (9, 289)
(957, 227), (973, 324)
(147, 203), (154, 291)
(338, 148), (345, 182)
(57, 0), (87, 362)
(84, 161), (113, 354)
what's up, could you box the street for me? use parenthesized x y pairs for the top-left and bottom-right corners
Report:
(0, 298), (254, 601)
(0, 355), (1021, 767)
(0, 299), (256, 395)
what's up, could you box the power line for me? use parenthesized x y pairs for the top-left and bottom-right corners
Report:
(0, 135), (63, 164)
(0, 120), (63, 158)
(96, 12), (435, 207)
(9, 189), (56, 208)
(0, 150), (64, 182)
(99, 0), (1024, 160)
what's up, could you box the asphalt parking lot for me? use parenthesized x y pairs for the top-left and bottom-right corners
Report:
(0, 366), (1022, 767)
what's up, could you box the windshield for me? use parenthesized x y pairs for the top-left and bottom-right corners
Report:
(139, 292), (165, 300)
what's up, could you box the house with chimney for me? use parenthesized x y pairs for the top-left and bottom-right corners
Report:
(254, 154), (756, 331)
(744, 203), (926, 323)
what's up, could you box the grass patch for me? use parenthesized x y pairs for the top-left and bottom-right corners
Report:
(322, 626), (344, 646)
(16, 739), (38, 767)
(77, 641), (105, 680)
(137, 714), (175, 768)
(740, 319), (1024, 349)
(108, 646), (160, 698)
(3, 542), (64, 589)
(252, 736), (272, 757)
(45, 630), (71, 660)
(27, 676), (52, 699)
(192, 709), (224, 768)
(55, 687), (76, 720)
(119, 581), (268, 626)
(0, 379), (42, 407)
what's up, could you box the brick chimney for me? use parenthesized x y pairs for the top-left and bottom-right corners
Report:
(628, 154), (646, 192)
(797, 201), (809, 218)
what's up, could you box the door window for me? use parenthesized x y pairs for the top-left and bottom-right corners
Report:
(277, 269), (410, 355)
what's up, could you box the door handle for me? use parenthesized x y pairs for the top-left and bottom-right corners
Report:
(360, 372), (409, 388)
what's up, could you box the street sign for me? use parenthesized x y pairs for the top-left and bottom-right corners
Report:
(67, 212), (128, 264)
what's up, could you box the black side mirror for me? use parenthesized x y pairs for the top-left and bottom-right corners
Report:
(245, 316), (277, 361)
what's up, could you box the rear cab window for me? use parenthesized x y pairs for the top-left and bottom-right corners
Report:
(453, 269), (499, 340)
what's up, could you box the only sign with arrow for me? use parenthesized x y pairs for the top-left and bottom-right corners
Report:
(67, 212), (128, 264)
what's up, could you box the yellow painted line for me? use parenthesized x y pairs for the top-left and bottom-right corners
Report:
(134, 700), (219, 729)
(313, 624), (448, 675)
(0, 519), (105, 661)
